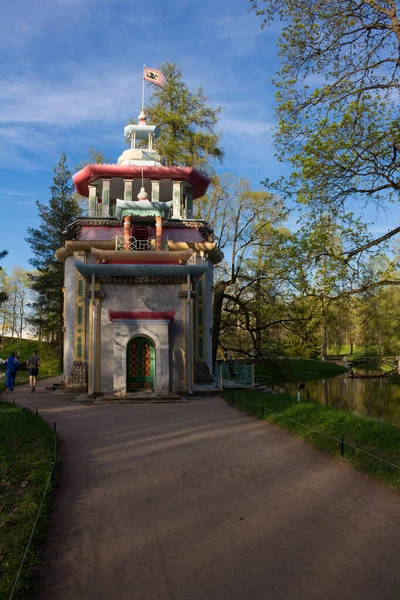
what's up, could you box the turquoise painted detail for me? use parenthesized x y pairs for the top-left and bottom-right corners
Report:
(77, 337), (82, 358)
(78, 280), (83, 296)
(78, 306), (82, 325)
(198, 308), (203, 327)
(198, 337), (203, 358)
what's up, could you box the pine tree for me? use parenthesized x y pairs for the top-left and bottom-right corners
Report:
(26, 154), (81, 367)
(145, 62), (223, 175)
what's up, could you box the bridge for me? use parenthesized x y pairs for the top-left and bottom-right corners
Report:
(347, 356), (399, 379)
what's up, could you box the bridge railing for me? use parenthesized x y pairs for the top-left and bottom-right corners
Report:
(215, 363), (255, 389)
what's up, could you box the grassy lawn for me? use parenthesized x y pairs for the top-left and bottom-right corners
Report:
(0, 401), (56, 599)
(0, 339), (60, 392)
(224, 389), (400, 492)
(255, 358), (347, 384)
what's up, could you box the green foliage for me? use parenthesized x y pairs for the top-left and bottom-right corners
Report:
(251, 0), (400, 212)
(225, 389), (400, 491)
(145, 62), (223, 174)
(25, 154), (81, 348)
(255, 358), (346, 384)
(0, 402), (56, 598)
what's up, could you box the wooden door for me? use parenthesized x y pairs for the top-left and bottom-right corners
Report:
(127, 337), (155, 390)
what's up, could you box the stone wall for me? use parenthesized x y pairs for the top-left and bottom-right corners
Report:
(98, 283), (184, 395)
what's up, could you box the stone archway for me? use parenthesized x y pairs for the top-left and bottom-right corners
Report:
(112, 320), (169, 396)
(126, 336), (155, 390)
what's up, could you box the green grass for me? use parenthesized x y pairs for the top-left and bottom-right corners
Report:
(224, 389), (400, 492)
(0, 338), (60, 392)
(255, 358), (347, 384)
(0, 401), (56, 598)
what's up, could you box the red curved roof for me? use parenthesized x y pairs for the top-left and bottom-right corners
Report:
(73, 164), (210, 199)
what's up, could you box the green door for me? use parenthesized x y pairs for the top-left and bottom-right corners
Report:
(127, 337), (155, 390)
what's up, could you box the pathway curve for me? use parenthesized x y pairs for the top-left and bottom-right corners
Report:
(5, 379), (400, 599)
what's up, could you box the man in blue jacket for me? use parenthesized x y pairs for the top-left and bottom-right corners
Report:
(3, 351), (19, 392)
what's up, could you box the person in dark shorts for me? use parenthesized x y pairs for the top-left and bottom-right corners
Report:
(27, 350), (40, 393)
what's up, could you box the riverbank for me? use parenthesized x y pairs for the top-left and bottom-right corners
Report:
(255, 358), (347, 384)
(224, 389), (400, 492)
(0, 399), (56, 599)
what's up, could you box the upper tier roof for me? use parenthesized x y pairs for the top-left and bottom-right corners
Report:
(73, 165), (210, 199)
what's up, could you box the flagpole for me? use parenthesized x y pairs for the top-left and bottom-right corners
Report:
(142, 64), (145, 111)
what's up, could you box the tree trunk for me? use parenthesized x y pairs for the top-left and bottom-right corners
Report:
(321, 297), (327, 361)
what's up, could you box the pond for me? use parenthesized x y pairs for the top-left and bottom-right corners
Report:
(281, 370), (400, 427)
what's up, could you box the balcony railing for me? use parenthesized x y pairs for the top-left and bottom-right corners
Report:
(115, 236), (169, 251)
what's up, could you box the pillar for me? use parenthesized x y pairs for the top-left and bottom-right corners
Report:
(123, 216), (132, 251)
(151, 180), (160, 203)
(102, 179), (111, 217)
(124, 179), (133, 202)
(155, 216), (163, 250)
(185, 186), (193, 219)
(172, 181), (182, 219)
(88, 185), (97, 217)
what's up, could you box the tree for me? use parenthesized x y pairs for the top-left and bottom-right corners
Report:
(196, 174), (289, 363)
(0, 246), (8, 306)
(250, 1), (400, 245)
(144, 62), (223, 175)
(26, 154), (82, 367)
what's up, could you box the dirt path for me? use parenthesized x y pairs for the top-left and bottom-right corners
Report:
(5, 380), (400, 599)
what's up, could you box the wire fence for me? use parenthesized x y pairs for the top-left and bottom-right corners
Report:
(228, 393), (400, 472)
(6, 398), (58, 600)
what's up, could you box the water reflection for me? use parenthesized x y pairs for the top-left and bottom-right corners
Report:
(284, 373), (400, 427)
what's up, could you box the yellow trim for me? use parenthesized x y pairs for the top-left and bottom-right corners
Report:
(73, 251), (87, 362)
(95, 282), (101, 392)
(181, 282), (187, 389)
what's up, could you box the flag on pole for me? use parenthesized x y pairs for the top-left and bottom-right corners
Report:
(143, 67), (166, 87)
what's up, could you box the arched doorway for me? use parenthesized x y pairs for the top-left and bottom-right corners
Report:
(126, 336), (155, 390)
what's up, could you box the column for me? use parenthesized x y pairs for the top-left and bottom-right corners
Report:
(88, 185), (97, 217)
(102, 179), (111, 217)
(123, 215), (132, 251)
(185, 186), (193, 219)
(155, 216), (163, 250)
(124, 179), (134, 202)
(172, 180), (182, 219)
(151, 179), (160, 203)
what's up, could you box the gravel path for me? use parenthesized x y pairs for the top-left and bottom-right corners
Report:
(5, 379), (400, 600)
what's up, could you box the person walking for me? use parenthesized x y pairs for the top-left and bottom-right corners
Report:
(27, 350), (40, 393)
(3, 351), (19, 392)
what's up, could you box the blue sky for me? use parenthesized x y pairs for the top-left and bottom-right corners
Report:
(0, 0), (397, 274)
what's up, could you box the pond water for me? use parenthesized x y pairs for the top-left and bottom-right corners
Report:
(281, 371), (400, 427)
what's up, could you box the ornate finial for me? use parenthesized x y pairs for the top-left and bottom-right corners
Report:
(138, 110), (147, 124)
(137, 186), (148, 201)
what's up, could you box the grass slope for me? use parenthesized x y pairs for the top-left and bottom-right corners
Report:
(255, 358), (347, 384)
(0, 401), (56, 598)
(0, 338), (59, 391)
(224, 390), (400, 492)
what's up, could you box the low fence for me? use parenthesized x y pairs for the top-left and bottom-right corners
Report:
(227, 393), (400, 472)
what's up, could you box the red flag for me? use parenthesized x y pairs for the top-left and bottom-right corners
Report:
(143, 67), (166, 87)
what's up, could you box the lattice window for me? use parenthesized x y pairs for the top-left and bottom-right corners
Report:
(143, 342), (151, 376)
(129, 341), (138, 376)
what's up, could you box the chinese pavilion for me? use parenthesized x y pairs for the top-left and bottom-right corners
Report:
(55, 110), (222, 397)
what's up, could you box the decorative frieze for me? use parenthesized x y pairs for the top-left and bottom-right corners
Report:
(85, 290), (106, 299)
(98, 276), (192, 284)
(178, 290), (197, 298)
